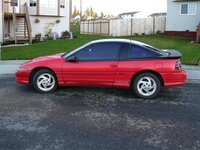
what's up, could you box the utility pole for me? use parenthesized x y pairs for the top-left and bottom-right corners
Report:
(0, 43), (1, 60)
(80, 0), (82, 18)
(69, 0), (72, 19)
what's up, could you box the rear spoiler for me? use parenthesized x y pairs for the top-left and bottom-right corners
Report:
(161, 49), (182, 59)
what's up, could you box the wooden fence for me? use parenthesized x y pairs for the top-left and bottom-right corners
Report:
(80, 17), (166, 36)
(80, 20), (110, 36)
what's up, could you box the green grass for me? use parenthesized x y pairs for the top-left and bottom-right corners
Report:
(1, 34), (200, 65)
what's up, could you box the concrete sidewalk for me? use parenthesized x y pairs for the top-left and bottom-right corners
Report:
(0, 60), (27, 75)
(0, 60), (200, 82)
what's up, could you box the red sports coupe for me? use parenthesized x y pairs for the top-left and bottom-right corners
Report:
(16, 39), (187, 99)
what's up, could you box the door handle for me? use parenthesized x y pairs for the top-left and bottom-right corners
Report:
(110, 64), (117, 68)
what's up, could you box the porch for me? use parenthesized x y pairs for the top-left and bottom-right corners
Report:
(3, 1), (32, 44)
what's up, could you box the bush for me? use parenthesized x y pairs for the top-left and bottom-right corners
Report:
(198, 59), (200, 66)
(61, 31), (70, 39)
(156, 31), (161, 35)
(72, 32), (78, 38)
(43, 34), (53, 41)
(34, 33), (41, 42)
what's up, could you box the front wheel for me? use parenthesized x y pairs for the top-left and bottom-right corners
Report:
(132, 73), (161, 99)
(32, 69), (58, 93)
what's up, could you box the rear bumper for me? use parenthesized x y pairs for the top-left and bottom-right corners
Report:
(15, 70), (30, 85)
(162, 70), (187, 87)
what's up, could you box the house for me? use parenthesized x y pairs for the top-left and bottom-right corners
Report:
(166, 0), (200, 39)
(0, 0), (71, 44)
(148, 12), (166, 17)
(118, 11), (139, 19)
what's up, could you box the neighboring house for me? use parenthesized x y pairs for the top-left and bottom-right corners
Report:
(166, 0), (200, 39)
(0, 0), (71, 44)
(118, 11), (139, 19)
(148, 12), (166, 17)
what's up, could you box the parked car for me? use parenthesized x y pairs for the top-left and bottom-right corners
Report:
(16, 39), (187, 99)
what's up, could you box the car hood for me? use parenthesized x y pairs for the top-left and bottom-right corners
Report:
(31, 53), (64, 62)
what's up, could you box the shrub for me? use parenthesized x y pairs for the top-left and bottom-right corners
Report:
(72, 32), (78, 38)
(44, 23), (54, 40)
(34, 33), (41, 42)
(198, 59), (200, 66)
(61, 31), (70, 39)
(156, 31), (161, 35)
(134, 33), (139, 36)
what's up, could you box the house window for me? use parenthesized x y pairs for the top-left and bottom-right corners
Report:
(30, 0), (36, 7)
(41, 0), (57, 8)
(180, 3), (197, 15)
(49, 0), (57, 8)
(11, 0), (18, 6)
(60, 0), (65, 8)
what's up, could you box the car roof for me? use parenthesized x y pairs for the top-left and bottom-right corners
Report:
(89, 39), (148, 46)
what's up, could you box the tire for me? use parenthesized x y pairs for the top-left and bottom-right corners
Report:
(32, 69), (58, 93)
(132, 72), (161, 99)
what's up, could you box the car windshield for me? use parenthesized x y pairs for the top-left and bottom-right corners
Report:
(62, 43), (91, 58)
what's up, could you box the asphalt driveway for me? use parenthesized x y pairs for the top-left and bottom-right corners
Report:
(0, 75), (200, 150)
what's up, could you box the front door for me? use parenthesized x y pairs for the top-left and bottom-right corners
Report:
(62, 42), (122, 86)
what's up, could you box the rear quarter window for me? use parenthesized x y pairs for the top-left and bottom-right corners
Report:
(128, 45), (161, 59)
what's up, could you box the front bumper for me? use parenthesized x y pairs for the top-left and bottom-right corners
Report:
(162, 70), (187, 87)
(15, 70), (30, 85)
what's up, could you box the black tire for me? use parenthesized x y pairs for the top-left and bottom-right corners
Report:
(32, 69), (58, 93)
(132, 72), (161, 99)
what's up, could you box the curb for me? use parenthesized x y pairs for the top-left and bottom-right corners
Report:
(187, 79), (200, 84)
(182, 65), (200, 71)
(0, 60), (28, 65)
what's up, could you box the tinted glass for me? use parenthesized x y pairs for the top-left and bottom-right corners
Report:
(128, 45), (160, 59)
(119, 43), (131, 60)
(75, 42), (121, 61)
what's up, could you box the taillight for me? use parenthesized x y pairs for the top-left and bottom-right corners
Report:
(175, 59), (182, 70)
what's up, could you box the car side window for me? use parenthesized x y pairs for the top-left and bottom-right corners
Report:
(75, 42), (121, 61)
(128, 45), (161, 59)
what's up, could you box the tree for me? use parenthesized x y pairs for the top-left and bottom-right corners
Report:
(100, 12), (104, 19)
(72, 6), (78, 18)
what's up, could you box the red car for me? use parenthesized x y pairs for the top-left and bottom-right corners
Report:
(16, 39), (187, 99)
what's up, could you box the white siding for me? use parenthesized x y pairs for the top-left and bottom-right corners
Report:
(29, 0), (70, 37)
(30, 16), (69, 37)
(166, 0), (200, 31)
(0, 2), (3, 43)
(1, 0), (70, 40)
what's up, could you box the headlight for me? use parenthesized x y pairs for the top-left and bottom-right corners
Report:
(17, 67), (30, 72)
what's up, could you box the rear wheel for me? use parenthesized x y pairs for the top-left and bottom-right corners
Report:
(132, 72), (161, 99)
(32, 69), (58, 93)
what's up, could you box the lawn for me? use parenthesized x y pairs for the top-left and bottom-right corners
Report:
(1, 34), (200, 65)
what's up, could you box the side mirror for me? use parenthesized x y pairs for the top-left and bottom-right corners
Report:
(67, 56), (78, 62)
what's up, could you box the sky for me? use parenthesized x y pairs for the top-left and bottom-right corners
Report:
(72, 0), (167, 18)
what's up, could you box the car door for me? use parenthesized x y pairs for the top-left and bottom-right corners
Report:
(114, 44), (162, 88)
(61, 42), (122, 86)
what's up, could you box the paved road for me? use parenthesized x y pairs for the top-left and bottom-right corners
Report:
(0, 75), (200, 150)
